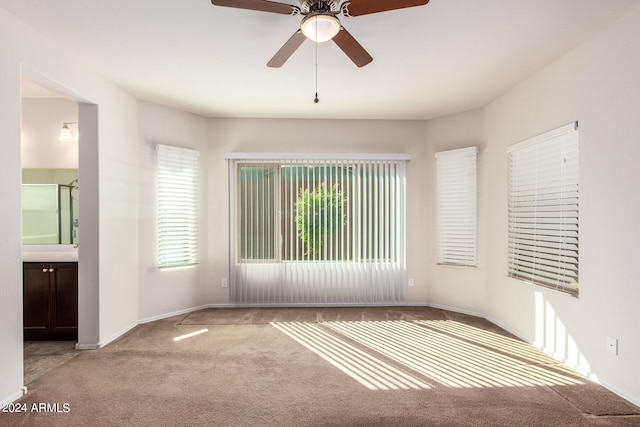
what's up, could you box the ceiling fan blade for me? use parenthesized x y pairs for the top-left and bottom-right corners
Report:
(343, 0), (429, 17)
(211, 0), (297, 15)
(332, 27), (373, 67)
(267, 30), (307, 67)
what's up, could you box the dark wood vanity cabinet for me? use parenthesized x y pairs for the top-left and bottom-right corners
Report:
(23, 262), (78, 341)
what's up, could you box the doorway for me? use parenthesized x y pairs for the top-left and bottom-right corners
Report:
(19, 73), (100, 388)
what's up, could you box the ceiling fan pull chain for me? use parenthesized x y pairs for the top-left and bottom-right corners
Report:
(314, 17), (320, 103)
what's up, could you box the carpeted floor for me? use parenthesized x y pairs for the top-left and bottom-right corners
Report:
(3, 306), (640, 426)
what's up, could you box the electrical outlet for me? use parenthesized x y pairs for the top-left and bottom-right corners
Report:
(606, 336), (618, 355)
(408, 278), (414, 287)
(221, 278), (228, 288)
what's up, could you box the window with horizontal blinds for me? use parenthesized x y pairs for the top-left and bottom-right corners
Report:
(157, 144), (199, 268)
(226, 154), (408, 305)
(507, 122), (579, 296)
(435, 147), (478, 266)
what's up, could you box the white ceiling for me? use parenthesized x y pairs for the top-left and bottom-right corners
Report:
(4, 0), (639, 120)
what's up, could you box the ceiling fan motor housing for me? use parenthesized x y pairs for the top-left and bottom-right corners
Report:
(301, 0), (341, 15)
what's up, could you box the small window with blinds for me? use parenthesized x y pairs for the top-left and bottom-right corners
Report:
(436, 147), (478, 266)
(157, 144), (199, 268)
(507, 122), (579, 296)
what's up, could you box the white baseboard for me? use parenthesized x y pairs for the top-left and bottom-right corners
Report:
(485, 314), (586, 372)
(77, 304), (231, 350)
(210, 302), (431, 308)
(597, 379), (640, 408)
(76, 343), (100, 350)
(97, 320), (140, 349)
(74, 306), (214, 351)
(138, 304), (212, 324)
(427, 302), (485, 318)
(76, 302), (433, 350)
(485, 314), (640, 408)
(1, 386), (27, 405)
(76, 320), (139, 350)
(484, 315), (530, 343)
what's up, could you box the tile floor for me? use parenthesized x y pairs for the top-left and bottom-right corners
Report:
(23, 341), (78, 385)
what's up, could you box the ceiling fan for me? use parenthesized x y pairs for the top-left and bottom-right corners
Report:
(210, 0), (430, 67)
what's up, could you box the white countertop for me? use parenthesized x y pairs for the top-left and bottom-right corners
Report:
(22, 245), (78, 262)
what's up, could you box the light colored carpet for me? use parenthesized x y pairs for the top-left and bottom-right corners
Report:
(4, 306), (640, 426)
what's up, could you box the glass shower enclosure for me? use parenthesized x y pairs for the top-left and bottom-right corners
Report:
(22, 184), (77, 244)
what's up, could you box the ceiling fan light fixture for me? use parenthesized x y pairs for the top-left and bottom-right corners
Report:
(301, 13), (340, 43)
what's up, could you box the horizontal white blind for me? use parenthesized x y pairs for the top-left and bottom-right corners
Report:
(436, 147), (478, 266)
(157, 144), (199, 268)
(507, 123), (579, 296)
(228, 156), (407, 305)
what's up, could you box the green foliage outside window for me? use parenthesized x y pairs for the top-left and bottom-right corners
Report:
(296, 183), (345, 257)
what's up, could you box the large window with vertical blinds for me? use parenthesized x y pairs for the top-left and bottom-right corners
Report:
(226, 153), (409, 305)
(157, 144), (199, 268)
(435, 146), (478, 266)
(507, 122), (579, 296)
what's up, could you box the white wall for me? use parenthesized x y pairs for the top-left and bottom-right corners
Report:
(484, 4), (640, 405)
(424, 109), (486, 315)
(0, 11), (25, 403)
(137, 101), (209, 320)
(21, 98), (78, 169)
(93, 91), (139, 346)
(206, 118), (437, 305)
(0, 6), (140, 403)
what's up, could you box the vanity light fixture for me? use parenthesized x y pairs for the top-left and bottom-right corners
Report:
(59, 122), (78, 142)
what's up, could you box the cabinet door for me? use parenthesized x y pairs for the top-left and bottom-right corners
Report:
(23, 263), (52, 338)
(51, 262), (78, 339)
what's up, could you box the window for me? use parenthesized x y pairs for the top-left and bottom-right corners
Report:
(226, 154), (409, 305)
(157, 144), (199, 268)
(435, 147), (478, 266)
(236, 161), (401, 263)
(507, 123), (579, 296)
(237, 164), (278, 261)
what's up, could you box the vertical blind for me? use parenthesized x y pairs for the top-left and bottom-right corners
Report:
(226, 153), (409, 305)
(157, 144), (199, 268)
(507, 122), (579, 296)
(435, 147), (478, 266)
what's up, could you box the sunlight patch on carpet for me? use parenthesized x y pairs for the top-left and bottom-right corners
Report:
(272, 322), (433, 391)
(273, 319), (586, 390)
(325, 320), (586, 388)
(173, 328), (209, 342)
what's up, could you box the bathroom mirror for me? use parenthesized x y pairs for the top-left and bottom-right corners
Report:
(22, 168), (78, 245)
